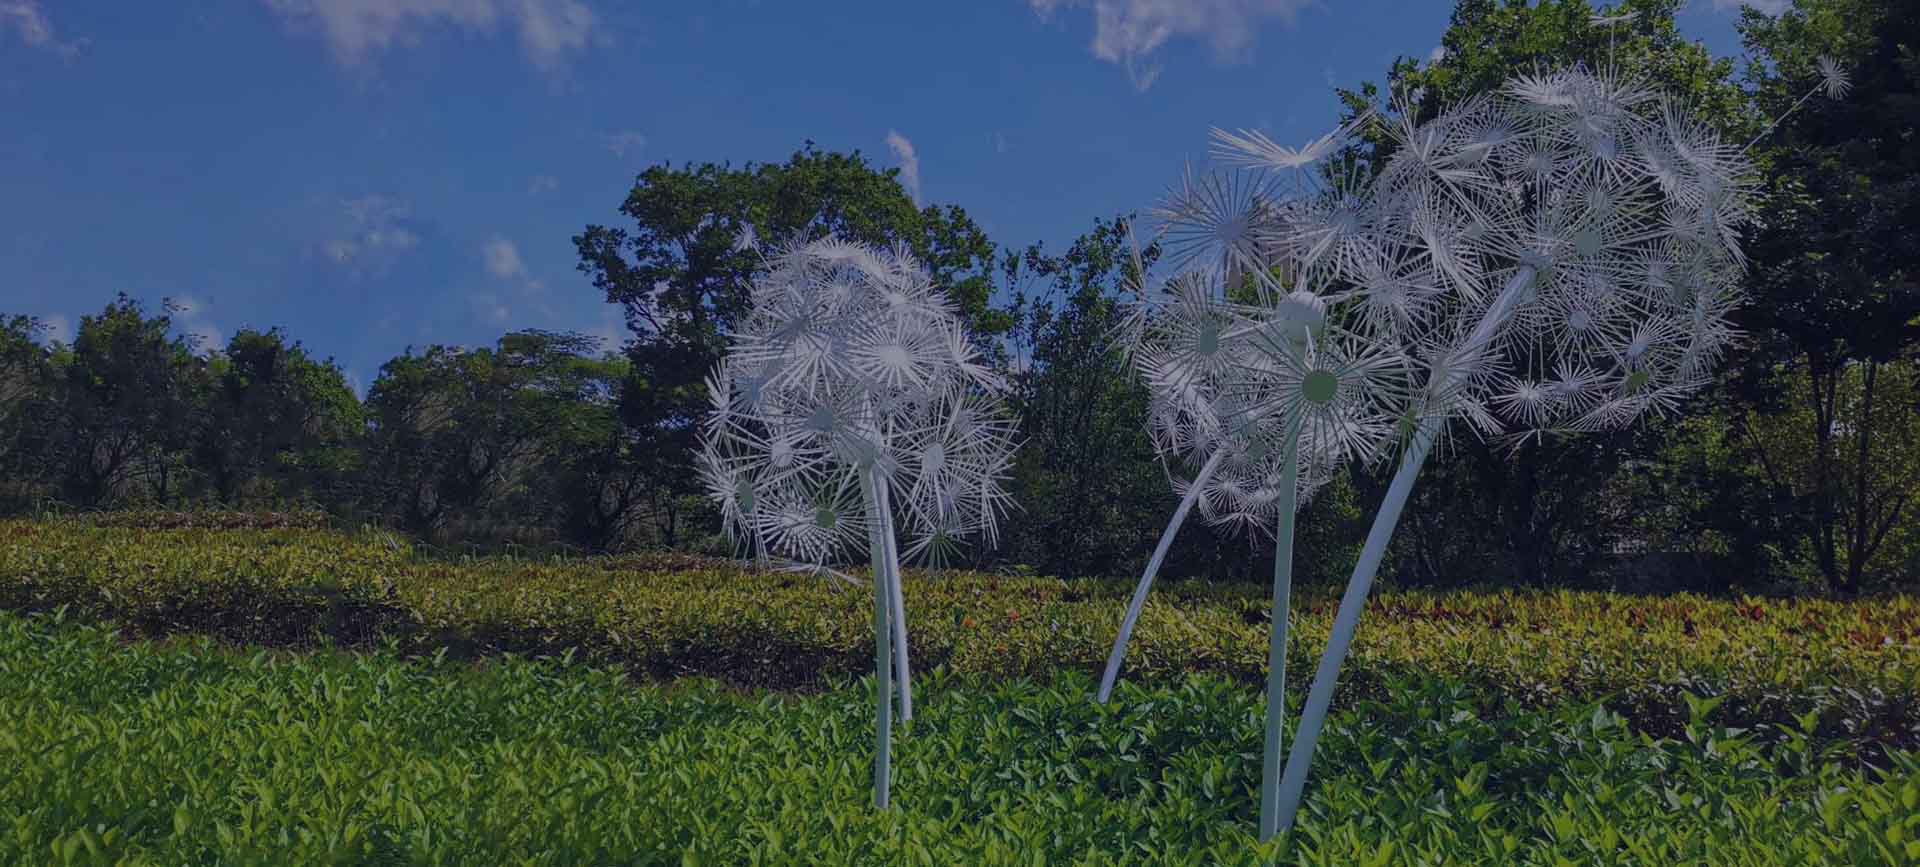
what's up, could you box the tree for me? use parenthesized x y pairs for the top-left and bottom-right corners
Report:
(360, 330), (617, 544)
(53, 297), (205, 508)
(1728, 0), (1920, 595)
(999, 218), (1173, 578)
(0, 316), (58, 512)
(573, 143), (1006, 546)
(195, 328), (363, 506)
(1335, 0), (1752, 586)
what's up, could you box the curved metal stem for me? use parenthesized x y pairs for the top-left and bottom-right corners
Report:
(1257, 433), (1301, 842)
(1096, 449), (1227, 704)
(876, 481), (912, 722)
(861, 469), (893, 810)
(1270, 264), (1534, 835)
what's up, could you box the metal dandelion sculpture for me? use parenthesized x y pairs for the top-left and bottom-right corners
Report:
(697, 235), (1017, 810)
(1250, 64), (1768, 837)
(1100, 152), (1418, 842)
(1111, 58), (1832, 841)
(1098, 127), (1398, 711)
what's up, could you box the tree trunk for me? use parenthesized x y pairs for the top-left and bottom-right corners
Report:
(1808, 360), (1843, 595)
(1844, 360), (1879, 596)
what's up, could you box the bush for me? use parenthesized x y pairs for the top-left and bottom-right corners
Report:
(4, 610), (1917, 865)
(2, 517), (1917, 756)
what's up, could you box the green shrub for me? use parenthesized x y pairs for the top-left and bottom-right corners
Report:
(3, 610), (1917, 866)
(2, 518), (1917, 756)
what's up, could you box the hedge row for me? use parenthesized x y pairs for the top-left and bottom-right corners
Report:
(10, 611), (1919, 865)
(3, 518), (1918, 754)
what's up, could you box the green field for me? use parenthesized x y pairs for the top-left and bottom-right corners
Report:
(4, 517), (1920, 864)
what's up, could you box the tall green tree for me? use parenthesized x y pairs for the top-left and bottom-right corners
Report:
(361, 330), (618, 544)
(573, 143), (1006, 546)
(999, 218), (1171, 578)
(195, 328), (363, 506)
(0, 316), (58, 512)
(1725, 0), (1920, 595)
(53, 297), (205, 508)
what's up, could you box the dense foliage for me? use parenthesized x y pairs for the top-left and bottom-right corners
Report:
(4, 519), (1915, 759)
(3, 609), (1916, 865)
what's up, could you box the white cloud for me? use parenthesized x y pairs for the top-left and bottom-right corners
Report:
(35, 313), (72, 345)
(1428, 45), (1446, 64)
(994, 131), (1010, 154)
(260, 0), (595, 71)
(884, 129), (922, 207)
(483, 237), (525, 280)
(587, 306), (624, 353)
(163, 295), (223, 355)
(527, 174), (559, 195)
(1, 0), (84, 58)
(1028, 0), (1311, 91)
(1323, 65), (1336, 86)
(325, 195), (421, 271)
(602, 131), (647, 159)
(483, 234), (547, 298)
(472, 293), (512, 324)
(185, 322), (225, 354)
(1710, 0), (1790, 13)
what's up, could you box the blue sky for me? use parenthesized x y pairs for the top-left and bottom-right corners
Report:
(0, 0), (1767, 396)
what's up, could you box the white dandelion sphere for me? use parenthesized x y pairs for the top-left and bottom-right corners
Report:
(698, 236), (1018, 570)
(1204, 65), (1755, 441)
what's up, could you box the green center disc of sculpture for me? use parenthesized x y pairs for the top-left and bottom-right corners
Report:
(1196, 322), (1219, 356)
(814, 506), (837, 529)
(735, 477), (755, 510)
(1576, 227), (1603, 258)
(1303, 369), (1339, 404)
(1625, 369), (1651, 394)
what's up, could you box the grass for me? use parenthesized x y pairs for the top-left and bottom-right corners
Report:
(4, 608), (1918, 866)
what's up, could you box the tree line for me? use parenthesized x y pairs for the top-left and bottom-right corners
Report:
(2, 0), (1913, 596)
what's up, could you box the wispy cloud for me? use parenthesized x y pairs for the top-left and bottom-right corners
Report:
(1428, 45), (1446, 64)
(34, 313), (72, 345)
(1028, 0), (1311, 91)
(483, 237), (525, 280)
(483, 235), (545, 295)
(260, 0), (596, 72)
(1, 0), (86, 59)
(587, 305), (624, 353)
(473, 293), (513, 324)
(602, 131), (647, 159)
(527, 174), (559, 195)
(994, 132), (1010, 155)
(322, 194), (423, 278)
(1710, 0), (1790, 13)
(884, 130), (922, 207)
(165, 295), (224, 355)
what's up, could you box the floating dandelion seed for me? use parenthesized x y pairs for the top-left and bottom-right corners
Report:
(1745, 55), (1853, 150)
(732, 221), (760, 253)
(1817, 56), (1852, 99)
